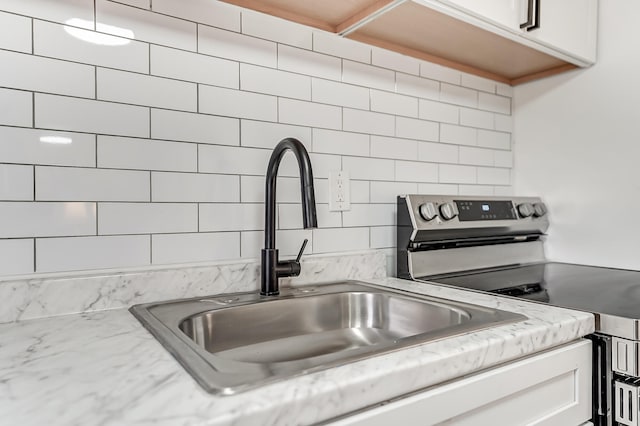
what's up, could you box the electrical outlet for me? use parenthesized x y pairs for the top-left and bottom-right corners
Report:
(329, 170), (350, 211)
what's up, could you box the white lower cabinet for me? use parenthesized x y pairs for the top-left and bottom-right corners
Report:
(331, 339), (592, 426)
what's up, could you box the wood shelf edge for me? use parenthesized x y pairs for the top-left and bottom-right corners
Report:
(509, 64), (578, 85)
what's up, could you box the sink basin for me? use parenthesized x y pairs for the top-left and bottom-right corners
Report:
(130, 281), (526, 395)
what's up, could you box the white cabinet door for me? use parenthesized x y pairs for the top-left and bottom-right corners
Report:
(438, 0), (525, 30)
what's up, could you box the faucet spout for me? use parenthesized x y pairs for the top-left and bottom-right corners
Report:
(261, 138), (317, 296)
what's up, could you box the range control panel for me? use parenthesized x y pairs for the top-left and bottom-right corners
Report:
(456, 200), (517, 221)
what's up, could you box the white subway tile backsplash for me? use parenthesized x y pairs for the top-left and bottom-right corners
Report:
(151, 172), (239, 202)
(152, 0), (240, 31)
(372, 48), (419, 75)
(241, 121), (311, 150)
(311, 78), (369, 110)
(279, 45), (341, 81)
(279, 98), (341, 130)
(241, 176), (304, 203)
(242, 9), (312, 49)
(343, 109), (395, 137)
(371, 90), (418, 118)
(417, 182), (458, 195)
(494, 186), (514, 196)
(199, 145), (269, 175)
(114, 0), (150, 9)
(494, 114), (513, 132)
(200, 203), (263, 232)
(350, 180), (370, 203)
(396, 116), (439, 142)
(419, 99), (458, 124)
(0, 50), (94, 98)
(395, 160), (438, 183)
(97, 68), (197, 111)
(0, 88), (32, 127)
(0, 239), (33, 275)
(241, 64), (311, 100)
(420, 61), (460, 85)
(35, 94), (150, 138)
(242, 229), (312, 258)
(343, 204), (395, 227)
(0, 0), (93, 27)
(343, 60), (394, 92)
(496, 83), (514, 97)
(370, 226), (395, 249)
(0, 202), (96, 238)
(152, 232), (240, 264)
(278, 203), (341, 229)
(461, 73), (496, 93)
(199, 85), (277, 121)
(439, 164), (476, 184)
(477, 167), (510, 185)
(313, 31), (371, 64)
(459, 185), (494, 196)
(0, 11), (31, 53)
(199, 25), (276, 68)
(370, 181), (417, 203)
(479, 92), (511, 114)
(440, 124), (477, 146)
(151, 109), (239, 145)
(34, 20), (149, 73)
(459, 146), (494, 166)
(0, 164), (33, 200)
(343, 156), (394, 181)
(97, 0), (196, 51)
(99, 202), (197, 235)
(98, 136), (197, 172)
(494, 150), (513, 168)
(0, 126), (96, 167)
(418, 141), (459, 164)
(279, 153), (340, 179)
(312, 129), (369, 157)
(36, 235), (150, 273)
(36, 166), (150, 201)
(440, 83), (478, 108)
(312, 227), (368, 253)
(370, 136), (417, 161)
(477, 129), (511, 150)
(396, 73), (439, 100)
(150, 45), (238, 89)
(459, 107), (494, 129)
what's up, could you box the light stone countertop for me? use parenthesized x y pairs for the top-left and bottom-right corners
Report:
(0, 276), (594, 426)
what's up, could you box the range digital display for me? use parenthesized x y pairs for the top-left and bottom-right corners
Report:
(455, 200), (516, 221)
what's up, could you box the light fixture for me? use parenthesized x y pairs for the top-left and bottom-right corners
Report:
(64, 18), (134, 46)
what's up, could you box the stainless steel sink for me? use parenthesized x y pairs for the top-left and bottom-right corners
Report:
(130, 281), (526, 395)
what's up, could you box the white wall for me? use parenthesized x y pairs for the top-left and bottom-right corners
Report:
(514, 1), (640, 269)
(0, 0), (513, 277)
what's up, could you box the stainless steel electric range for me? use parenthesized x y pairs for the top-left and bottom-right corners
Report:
(397, 194), (640, 426)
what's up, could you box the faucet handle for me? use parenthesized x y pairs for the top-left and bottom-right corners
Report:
(295, 239), (309, 263)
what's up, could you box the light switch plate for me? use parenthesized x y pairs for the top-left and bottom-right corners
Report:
(329, 170), (350, 211)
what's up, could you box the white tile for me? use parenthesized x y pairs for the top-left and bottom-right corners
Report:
(0, 239), (33, 275)
(372, 48), (419, 75)
(311, 78), (369, 110)
(152, 0), (240, 31)
(98, 136), (197, 172)
(312, 129), (369, 156)
(0, 0), (93, 27)
(459, 108), (494, 129)
(370, 136), (417, 161)
(311, 178), (329, 204)
(494, 114), (513, 132)
(461, 73), (496, 93)
(241, 176), (306, 203)
(36, 166), (150, 201)
(199, 203), (263, 232)
(396, 73), (439, 100)
(370, 181), (417, 203)
(199, 145), (269, 175)
(344, 204), (395, 227)
(459, 185), (494, 196)
(419, 99), (458, 124)
(97, 0), (196, 50)
(279, 153), (340, 179)
(370, 226), (395, 249)
(351, 180), (370, 203)
(35, 94), (150, 138)
(477, 129), (511, 150)
(342, 156), (394, 181)
(34, 20), (149, 73)
(241, 121), (311, 150)
(114, 0), (150, 8)
(0, 50), (94, 98)
(151, 172), (239, 202)
(343, 109), (395, 137)
(0, 88), (32, 127)
(151, 45), (238, 89)
(279, 98), (341, 130)
(36, 235), (150, 273)
(496, 83), (514, 97)
(313, 31), (370, 64)
(0, 126), (95, 167)
(371, 90), (418, 118)
(395, 160), (438, 183)
(396, 117), (439, 142)
(440, 124), (477, 146)
(418, 141), (458, 163)
(152, 232), (240, 264)
(459, 146), (494, 166)
(494, 186), (514, 196)
(151, 109), (239, 145)
(417, 182), (458, 195)
(199, 25), (276, 67)
(0, 11), (31, 53)
(312, 227), (369, 253)
(479, 92), (511, 114)
(199, 85), (277, 121)
(242, 9), (312, 49)
(0, 202), (96, 238)
(420, 61), (460, 85)
(278, 44), (341, 81)
(440, 83), (478, 108)
(477, 167), (510, 185)
(494, 150), (513, 168)
(278, 203), (341, 230)
(439, 164), (476, 184)
(99, 202), (197, 234)
(97, 68), (197, 112)
(241, 229), (312, 258)
(241, 63), (311, 100)
(343, 60), (394, 91)
(0, 164), (33, 200)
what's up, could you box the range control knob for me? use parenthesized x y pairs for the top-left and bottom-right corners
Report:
(517, 202), (535, 218)
(418, 202), (438, 221)
(533, 202), (547, 217)
(439, 202), (458, 221)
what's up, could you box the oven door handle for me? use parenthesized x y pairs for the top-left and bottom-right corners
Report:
(588, 334), (612, 426)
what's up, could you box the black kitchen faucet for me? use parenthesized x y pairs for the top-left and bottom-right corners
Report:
(260, 138), (317, 296)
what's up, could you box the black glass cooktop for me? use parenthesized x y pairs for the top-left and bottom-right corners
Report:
(423, 262), (640, 319)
